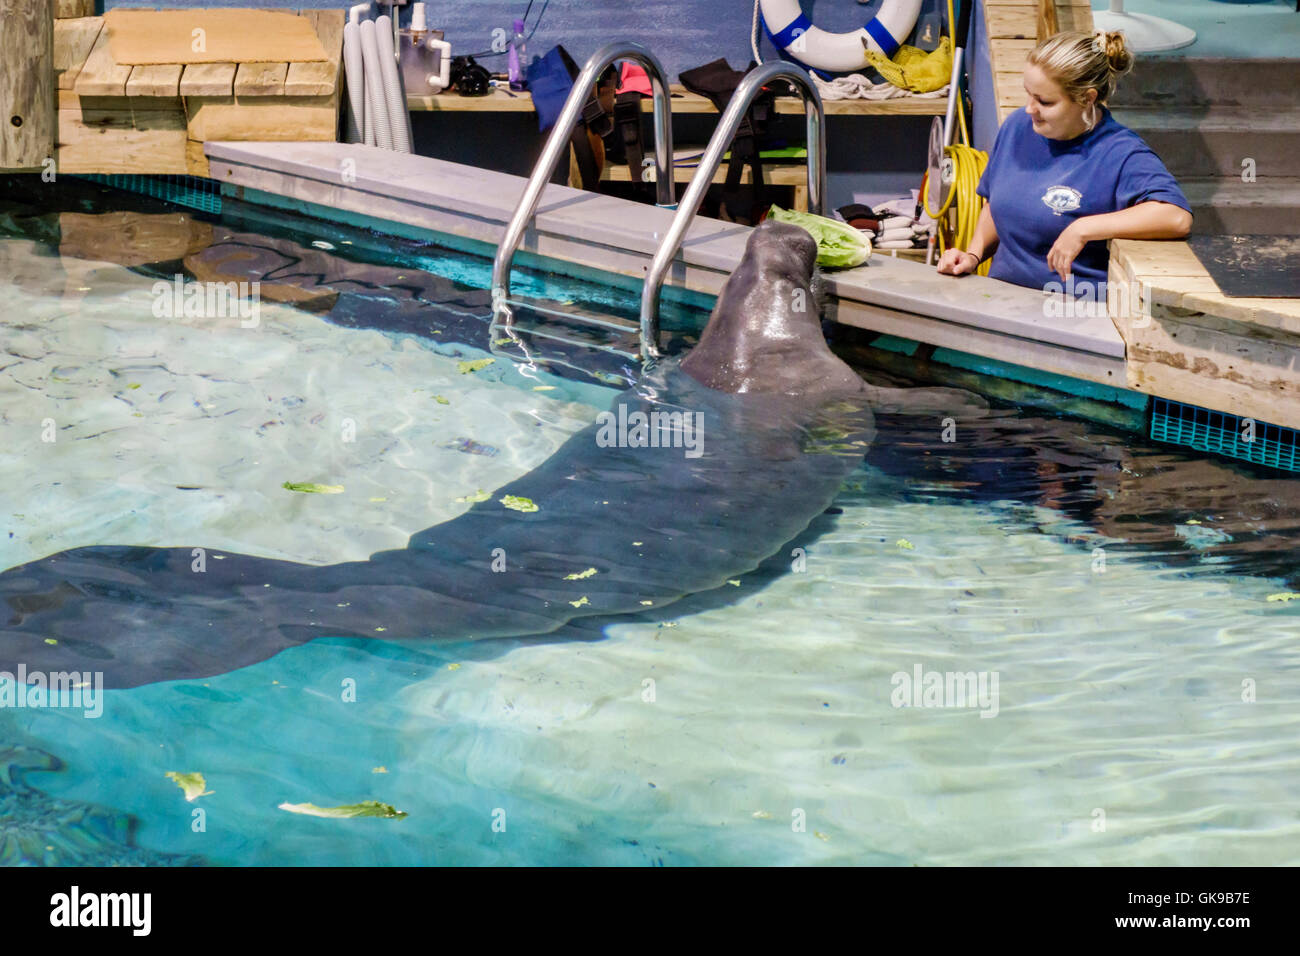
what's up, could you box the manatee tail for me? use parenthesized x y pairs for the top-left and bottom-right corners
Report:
(2, 374), (873, 688)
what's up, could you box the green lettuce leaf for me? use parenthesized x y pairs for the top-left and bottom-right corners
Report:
(767, 206), (872, 269)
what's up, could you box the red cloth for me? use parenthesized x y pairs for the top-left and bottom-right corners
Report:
(618, 61), (653, 96)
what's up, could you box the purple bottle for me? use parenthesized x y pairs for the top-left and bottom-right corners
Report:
(507, 18), (527, 91)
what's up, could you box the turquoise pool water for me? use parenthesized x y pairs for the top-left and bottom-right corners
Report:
(1, 180), (1298, 866)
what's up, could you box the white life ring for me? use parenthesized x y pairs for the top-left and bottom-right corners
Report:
(760, 0), (924, 73)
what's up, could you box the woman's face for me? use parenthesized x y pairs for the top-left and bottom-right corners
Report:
(1023, 64), (1095, 140)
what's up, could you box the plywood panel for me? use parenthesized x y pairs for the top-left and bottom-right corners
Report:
(102, 9), (325, 65)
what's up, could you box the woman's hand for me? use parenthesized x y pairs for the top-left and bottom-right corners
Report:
(1046, 219), (1092, 281)
(936, 248), (981, 276)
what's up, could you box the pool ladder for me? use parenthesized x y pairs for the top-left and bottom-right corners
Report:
(491, 45), (826, 365)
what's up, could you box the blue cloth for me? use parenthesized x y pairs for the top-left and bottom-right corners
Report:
(975, 107), (1190, 294)
(527, 47), (575, 132)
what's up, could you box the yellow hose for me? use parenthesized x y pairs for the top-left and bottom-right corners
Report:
(923, 0), (990, 275)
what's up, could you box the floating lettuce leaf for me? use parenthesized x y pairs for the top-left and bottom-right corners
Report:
(457, 358), (495, 375)
(500, 495), (539, 513)
(455, 489), (491, 503)
(767, 205), (871, 269)
(166, 771), (212, 802)
(283, 481), (344, 494)
(564, 568), (598, 580)
(278, 800), (407, 819)
(1267, 592), (1300, 603)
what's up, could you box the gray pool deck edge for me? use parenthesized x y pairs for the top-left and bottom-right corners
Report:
(204, 141), (1129, 388)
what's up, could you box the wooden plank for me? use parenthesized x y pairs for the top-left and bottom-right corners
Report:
(58, 92), (134, 111)
(56, 106), (188, 174)
(179, 62), (237, 97)
(54, 0), (93, 17)
(1125, 303), (1300, 427)
(186, 139), (210, 178)
(602, 162), (807, 186)
(985, 2), (1093, 38)
(285, 9), (343, 96)
(233, 61), (288, 97)
(989, 38), (1036, 76)
(186, 94), (337, 141)
(996, 73), (1026, 110)
(1, 0), (56, 169)
(1114, 239), (1213, 279)
(126, 64), (183, 98)
(75, 17), (133, 97)
(985, 4), (1038, 39)
(54, 16), (104, 91)
(408, 83), (947, 116)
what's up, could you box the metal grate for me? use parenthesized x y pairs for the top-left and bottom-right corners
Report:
(1150, 397), (1300, 473)
(78, 174), (223, 214)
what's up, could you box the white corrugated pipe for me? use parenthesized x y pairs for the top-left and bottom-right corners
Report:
(359, 19), (393, 149)
(374, 15), (412, 152)
(342, 20), (366, 143)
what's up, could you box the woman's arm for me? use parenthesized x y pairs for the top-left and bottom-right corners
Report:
(1047, 200), (1192, 280)
(936, 203), (1000, 276)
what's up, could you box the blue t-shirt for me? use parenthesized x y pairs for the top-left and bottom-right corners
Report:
(975, 107), (1190, 294)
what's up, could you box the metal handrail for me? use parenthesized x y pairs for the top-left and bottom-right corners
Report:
(638, 62), (826, 360)
(491, 42), (675, 326)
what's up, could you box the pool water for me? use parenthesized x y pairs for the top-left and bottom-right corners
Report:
(1, 180), (1298, 866)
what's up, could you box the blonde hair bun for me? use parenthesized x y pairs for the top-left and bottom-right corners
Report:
(1100, 30), (1134, 78)
(1028, 29), (1137, 107)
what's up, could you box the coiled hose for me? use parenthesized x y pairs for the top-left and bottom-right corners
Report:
(359, 19), (393, 150)
(923, 0), (990, 275)
(342, 20), (366, 143)
(375, 15), (413, 152)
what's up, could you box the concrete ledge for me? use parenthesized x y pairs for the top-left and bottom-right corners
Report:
(204, 140), (1127, 387)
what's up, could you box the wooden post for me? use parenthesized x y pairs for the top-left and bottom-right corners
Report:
(1037, 0), (1060, 42)
(1, 0), (56, 171)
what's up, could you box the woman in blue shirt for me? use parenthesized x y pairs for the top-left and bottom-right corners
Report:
(936, 30), (1192, 291)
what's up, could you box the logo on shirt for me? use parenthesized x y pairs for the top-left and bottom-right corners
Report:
(1042, 185), (1082, 216)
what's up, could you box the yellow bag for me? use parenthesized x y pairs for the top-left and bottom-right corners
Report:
(863, 36), (952, 93)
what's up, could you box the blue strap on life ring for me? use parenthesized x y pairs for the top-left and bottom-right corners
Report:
(863, 18), (901, 58)
(766, 7), (903, 65)
(768, 12), (813, 52)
